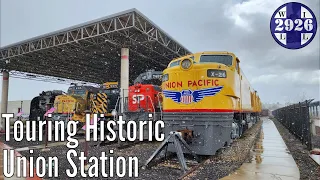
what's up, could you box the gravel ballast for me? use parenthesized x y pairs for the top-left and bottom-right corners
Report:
(312, 135), (320, 149)
(183, 119), (263, 180)
(1, 120), (263, 179)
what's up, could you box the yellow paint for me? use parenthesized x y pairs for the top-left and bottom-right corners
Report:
(54, 85), (113, 122)
(162, 51), (261, 113)
(103, 82), (118, 89)
(54, 95), (86, 114)
(53, 95), (87, 122)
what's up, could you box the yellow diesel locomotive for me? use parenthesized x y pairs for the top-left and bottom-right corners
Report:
(162, 51), (261, 155)
(52, 82), (119, 126)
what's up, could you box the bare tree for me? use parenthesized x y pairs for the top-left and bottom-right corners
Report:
(296, 91), (308, 102)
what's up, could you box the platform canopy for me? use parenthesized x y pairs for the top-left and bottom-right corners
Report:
(0, 8), (191, 85)
(310, 100), (320, 107)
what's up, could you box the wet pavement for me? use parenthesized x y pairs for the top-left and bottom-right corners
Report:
(221, 118), (300, 180)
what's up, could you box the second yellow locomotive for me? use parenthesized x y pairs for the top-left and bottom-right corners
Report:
(52, 82), (119, 127)
(162, 51), (261, 155)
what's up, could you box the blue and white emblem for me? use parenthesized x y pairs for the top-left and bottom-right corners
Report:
(163, 86), (223, 104)
(181, 90), (193, 104)
(270, 2), (317, 49)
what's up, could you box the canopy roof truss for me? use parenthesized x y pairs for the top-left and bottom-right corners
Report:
(0, 9), (191, 85)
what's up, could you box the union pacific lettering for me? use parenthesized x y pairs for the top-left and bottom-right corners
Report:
(165, 79), (219, 88)
(61, 99), (75, 103)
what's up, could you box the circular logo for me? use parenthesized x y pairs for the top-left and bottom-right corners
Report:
(270, 2), (317, 49)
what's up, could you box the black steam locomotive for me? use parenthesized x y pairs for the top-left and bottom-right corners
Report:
(29, 90), (64, 121)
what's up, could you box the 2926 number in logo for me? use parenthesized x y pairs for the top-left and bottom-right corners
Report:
(270, 2), (317, 49)
(274, 19), (313, 32)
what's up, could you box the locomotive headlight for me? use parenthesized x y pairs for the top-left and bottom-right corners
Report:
(207, 69), (227, 78)
(181, 58), (192, 70)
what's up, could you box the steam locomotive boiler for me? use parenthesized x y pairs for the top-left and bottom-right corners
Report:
(29, 90), (64, 121)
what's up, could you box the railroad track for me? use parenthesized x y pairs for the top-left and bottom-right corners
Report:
(178, 157), (209, 179)
(141, 146), (226, 179)
(140, 151), (216, 179)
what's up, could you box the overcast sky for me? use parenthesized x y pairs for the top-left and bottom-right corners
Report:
(0, 0), (319, 104)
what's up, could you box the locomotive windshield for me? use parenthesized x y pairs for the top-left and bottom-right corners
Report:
(169, 56), (195, 67)
(67, 86), (87, 97)
(134, 70), (163, 86)
(199, 55), (233, 66)
(169, 60), (180, 67)
(100, 89), (119, 94)
(140, 79), (162, 86)
(73, 89), (86, 96)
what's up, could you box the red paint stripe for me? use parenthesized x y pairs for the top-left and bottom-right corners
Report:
(3, 77), (8, 80)
(163, 109), (257, 113)
(55, 112), (75, 114)
(163, 109), (235, 113)
(121, 55), (128, 59)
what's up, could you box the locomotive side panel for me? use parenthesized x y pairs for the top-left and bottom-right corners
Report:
(258, 96), (262, 112)
(254, 91), (262, 113)
(253, 91), (258, 113)
(240, 70), (253, 112)
(233, 66), (241, 112)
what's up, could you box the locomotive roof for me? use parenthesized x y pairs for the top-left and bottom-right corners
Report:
(169, 51), (236, 62)
(134, 70), (163, 84)
(68, 85), (100, 91)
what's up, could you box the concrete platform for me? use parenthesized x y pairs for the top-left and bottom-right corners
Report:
(221, 118), (300, 180)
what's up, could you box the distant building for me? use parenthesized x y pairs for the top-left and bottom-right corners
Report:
(0, 100), (31, 117)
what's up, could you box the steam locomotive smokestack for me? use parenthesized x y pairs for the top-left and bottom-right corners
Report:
(120, 48), (129, 113)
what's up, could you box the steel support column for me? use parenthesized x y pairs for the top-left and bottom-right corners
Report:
(120, 48), (129, 113)
(0, 70), (9, 130)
